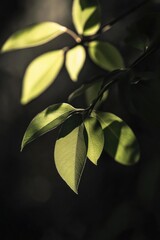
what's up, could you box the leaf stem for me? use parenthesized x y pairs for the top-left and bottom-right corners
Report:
(65, 28), (82, 43)
(130, 46), (158, 69)
(86, 43), (160, 115)
(87, 70), (124, 114)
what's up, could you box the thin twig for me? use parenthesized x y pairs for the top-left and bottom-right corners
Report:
(86, 44), (160, 114)
(130, 46), (158, 69)
(101, 0), (150, 33)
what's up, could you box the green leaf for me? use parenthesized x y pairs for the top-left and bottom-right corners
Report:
(65, 45), (86, 81)
(94, 111), (140, 165)
(84, 117), (104, 165)
(72, 0), (101, 36)
(88, 41), (125, 71)
(68, 77), (104, 102)
(54, 115), (87, 193)
(84, 80), (108, 107)
(21, 103), (77, 150)
(1, 22), (67, 52)
(21, 49), (64, 104)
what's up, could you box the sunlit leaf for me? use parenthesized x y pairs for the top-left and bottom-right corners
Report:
(21, 103), (77, 150)
(84, 117), (104, 165)
(21, 49), (64, 104)
(88, 41), (125, 71)
(93, 111), (140, 165)
(54, 115), (87, 193)
(1, 22), (67, 52)
(65, 45), (86, 81)
(72, 0), (101, 36)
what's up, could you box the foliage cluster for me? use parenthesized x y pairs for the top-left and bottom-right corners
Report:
(2, 0), (159, 193)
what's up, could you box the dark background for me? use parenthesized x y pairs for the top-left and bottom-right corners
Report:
(0, 0), (160, 239)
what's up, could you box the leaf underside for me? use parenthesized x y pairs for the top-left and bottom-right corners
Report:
(54, 114), (87, 193)
(88, 41), (125, 71)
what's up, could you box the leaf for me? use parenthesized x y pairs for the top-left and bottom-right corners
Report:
(1, 22), (67, 52)
(68, 77), (104, 102)
(68, 78), (104, 103)
(21, 103), (77, 150)
(65, 45), (86, 81)
(54, 115), (87, 193)
(94, 111), (140, 165)
(88, 41), (125, 71)
(72, 0), (101, 36)
(21, 49), (64, 104)
(85, 80), (108, 107)
(84, 117), (104, 165)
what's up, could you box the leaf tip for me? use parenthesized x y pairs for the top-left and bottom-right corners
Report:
(20, 145), (24, 152)
(1, 40), (14, 53)
(1, 42), (7, 52)
(71, 76), (78, 82)
(20, 95), (30, 105)
(74, 189), (78, 194)
(20, 140), (25, 152)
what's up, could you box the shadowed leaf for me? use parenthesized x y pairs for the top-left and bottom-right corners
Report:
(84, 117), (104, 164)
(88, 41), (125, 71)
(68, 77), (104, 103)
(94, 111), (140, 165)
(85, 80), (108, 107)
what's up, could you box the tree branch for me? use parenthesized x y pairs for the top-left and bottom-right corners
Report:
(101, 0), (150, 34)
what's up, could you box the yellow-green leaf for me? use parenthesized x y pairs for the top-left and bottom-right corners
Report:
(21, 103), (77, 150)
(1, 22), (67, 52)
(66, 45), (86, 81)
(54, 115), (87, 193)
(84, 117), (104, 165)
(88, 41), (125, 71)
(21, 49), (64, 104)
(72, 0), (101, 36)
(94, 111), (140, 165)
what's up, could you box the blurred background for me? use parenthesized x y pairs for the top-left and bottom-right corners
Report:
(0, 0), (160, 239)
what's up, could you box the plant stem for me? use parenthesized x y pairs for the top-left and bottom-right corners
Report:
(87, 43), (160, 114)
(130, 46), (158, 68)
(87, 70), (123, 114)
(65, 28), (82, 43)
